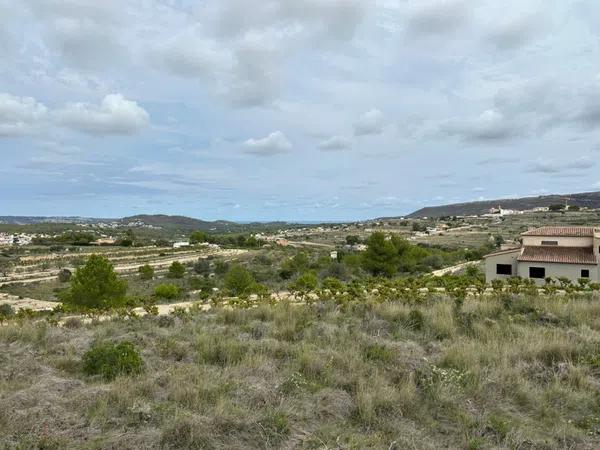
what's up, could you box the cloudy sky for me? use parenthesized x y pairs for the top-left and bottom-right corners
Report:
(2, 0), (600, 221)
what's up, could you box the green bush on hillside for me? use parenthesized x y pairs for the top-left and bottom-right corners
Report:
(82, 341), (144, 381)
(154, 284), (180, 300)
(138, 264), (154, 280)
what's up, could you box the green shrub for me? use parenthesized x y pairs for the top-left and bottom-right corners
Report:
(167, 261), (186, 279)
(322, 276), (344, 292)
(138, 264), (154, 280)
(57, 268), (72, 283)
(63, 317), (83, 329)
(82, 341), (144, 380)
(154, 284), (180, 300)
(0, 303), (15, 318)
(196, 335), (247, 366)
(361, 342), (394, 363)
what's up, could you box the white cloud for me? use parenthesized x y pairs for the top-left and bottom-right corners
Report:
(56, 94), (149, 135)
(353, 109), (384, 136)
(441, 109), (519, 142)
(0, 93), (48, 137)
(147, 0), (369, 107)
(405, 0), (471, 38)
(26, 0), (128, 70)
(526, 157), (595, 174)
(243, 131), (292, 156)
(318, 135), (351, 150)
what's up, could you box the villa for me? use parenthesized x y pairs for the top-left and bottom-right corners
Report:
(484, 226), (600, 283)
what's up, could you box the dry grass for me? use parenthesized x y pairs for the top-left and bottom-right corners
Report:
(2, 294), (600, 449)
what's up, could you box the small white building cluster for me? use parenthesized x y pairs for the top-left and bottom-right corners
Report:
(0, 233), (34, 246)
(484, 206), (524, 217)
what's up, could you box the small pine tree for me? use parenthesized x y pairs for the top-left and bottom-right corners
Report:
(167, 261), (186, 279)
(61, 255), (127, 311)
(224, 265), (255, 296)
(138, 264), (154, 280)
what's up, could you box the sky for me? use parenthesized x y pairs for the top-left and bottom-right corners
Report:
(2, 0), (600, 222)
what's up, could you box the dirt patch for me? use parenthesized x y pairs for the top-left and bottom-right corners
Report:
(0, 293), (57, 311)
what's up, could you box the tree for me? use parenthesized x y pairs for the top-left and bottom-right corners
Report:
(167, 261), (186, 279)
(0, 257), (13, 277)
(494, 235), (505, 247)
(345, 235), (360, 246)
(292, 252), (309, 270)
(138, 264), (154, 280)
(119, 229), (135, 247)
(61, 255), (127, 310)
(290, 271), (318, 293)
(224, 265), (255, 296)
(189, 276), (216, 299)
(58, 268), (72, 283)
(411, 222), (426, 232)
(361, 232), (399, 277)
(569, 205), (581, 211)
(214, 260), (230, 276)
(549, 204), (565, 211)
(190, 231), (208, 244)
(193, 258), (211, 276)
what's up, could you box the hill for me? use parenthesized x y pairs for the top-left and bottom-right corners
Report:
(407, 191), (600, 218)
(0, 214), (298, 234)
(120, 214), (238, 232)
(0, 216), (98, 225)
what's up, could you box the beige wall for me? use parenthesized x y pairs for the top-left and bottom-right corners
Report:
(486, 251), (599, 284)
(516, 262), (599, 284)
(521, 236), (593, 247)
(485, 251), (520, 282)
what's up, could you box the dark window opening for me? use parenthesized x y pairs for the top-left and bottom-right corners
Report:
(496, 264), (512, 275)
(581, 269), (590, 278)
(541, 240), (558, 246)
(529, 267), (546, 279)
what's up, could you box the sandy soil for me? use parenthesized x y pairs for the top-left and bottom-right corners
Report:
(0, 293), (58, 311)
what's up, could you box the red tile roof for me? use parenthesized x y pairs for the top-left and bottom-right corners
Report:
(517, 246), (598, 265)
(521, 226), (596, 237)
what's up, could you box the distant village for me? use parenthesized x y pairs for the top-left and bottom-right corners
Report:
(0, 202), (595, 249)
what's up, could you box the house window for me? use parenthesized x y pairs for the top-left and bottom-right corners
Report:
(581, 269), (590, 278)
(529, 267), (546, 279)
(496, 264), (512, 275)
(541, 240), (558, 246)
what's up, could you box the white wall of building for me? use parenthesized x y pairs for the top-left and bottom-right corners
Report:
(521, 236), (593, 247)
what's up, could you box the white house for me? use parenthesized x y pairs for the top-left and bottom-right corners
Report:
(484, 226), (600, 283)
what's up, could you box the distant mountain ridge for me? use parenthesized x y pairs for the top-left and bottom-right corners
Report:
(0, 214), (298, 233)
(0, 216), (99, 225)
(407, 191), (600, 218)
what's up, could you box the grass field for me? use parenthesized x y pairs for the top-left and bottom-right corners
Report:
(2, 294), (600, 449)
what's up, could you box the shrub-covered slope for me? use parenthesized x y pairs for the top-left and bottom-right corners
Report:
(2, 296), (600, 449)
